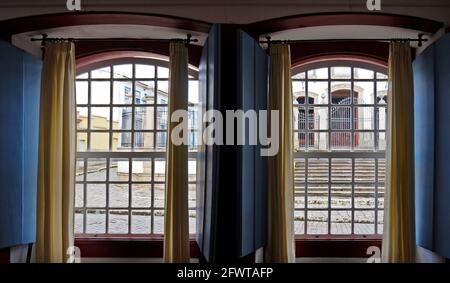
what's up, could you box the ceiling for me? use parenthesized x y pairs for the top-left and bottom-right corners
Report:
(1, 0), (450, 25)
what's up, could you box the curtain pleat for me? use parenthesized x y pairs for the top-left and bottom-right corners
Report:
(382, 42), (416, 263)
(265, 44), (295, 263)
(163, 41), (190, 263)
(36, 42), (76, 263)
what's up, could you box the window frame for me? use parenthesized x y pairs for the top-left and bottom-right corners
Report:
(75, 57), (199, 239)
(292, 60), (388, 239)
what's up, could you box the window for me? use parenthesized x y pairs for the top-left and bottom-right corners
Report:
(292, 63), (388, 236)
(75, 59), (199, 236)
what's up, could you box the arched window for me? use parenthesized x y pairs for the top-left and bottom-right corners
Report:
(292, 62), (388, 236)
(74, 58), (199, 236)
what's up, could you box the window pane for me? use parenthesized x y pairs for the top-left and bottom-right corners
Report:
(86, 210), (106, 234)
(91, 67), (110, 79)
(76, 159), (85, 181)
(75, 184), (84, 208)
(108, 210), (129, 234)
(86, 184), (106, 207)
(308, 68), (328, 79)
(75, 211), (84, 234)
(86, 158), (107, 181)
(90, 132), (110, 151)
(136, 81), (155, 104)
(91, 107), (110, 130)
(131, 184), (152, 208)
(131, 210), (151, 234)
(113, 81), (133, 104)
(134, 132), (154, 152)
(376, 81), (388, 104)
(109, 158), (129, 181)
(331, 132), (351, 150)
(331, 159), (352, 183)
(189, 80), (199, 104)
(308, 158), (329, 183)
(354, 132), (374, 150)
(355, 159), (375, 183)
(308, 81), (328, 104)
(331, 184), (352, 208)
(331, 211), (352, 234)
(157, 66), (169, 78)
(114, 132), (132, 152)
(113, 64), (133, 79)
(91, 82), (110, 104)
(77, 107), (88, 130)
(293, 72), (306, 79)
(153, 210), (164, 234)
(355, 184), (375, 209)
(331, 106), (351, 130)
(354, 68), (374, 79)
(354, 211), (375, 235)
(307, 211), (328, 234)
(76, 81), (88, 104)
(331, 66), (351, 79)
(307, 132), (328, 151)
(354, 81), (374, 104)
(77, 72), (88, 79)
(132, 158), (152, 181)
(157, 81), (169, 104)
(307, 184), (328, 208)
(293, 81), (306, 104)
(294, 210), (305, 234)
(135, 64), (155, 78)
(154, 184), (165, 208)
(189, 210), (197, 234)
(354, 107), (374, 130)
(331, 82), (352, 104)
(135, 107), (154, 130)
(109, 184), (129, 208)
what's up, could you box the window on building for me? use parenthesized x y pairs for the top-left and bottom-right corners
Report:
(75, 59), (199, 236)
(292, 63), (388, 237)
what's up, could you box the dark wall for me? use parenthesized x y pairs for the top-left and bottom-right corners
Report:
(0, 41), (41, 249)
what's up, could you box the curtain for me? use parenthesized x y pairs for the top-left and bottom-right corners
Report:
(265, 44), (295, 263)
(35, 42), (76, 263)
(163, 41), (190, 263)
(382, 42), (416, 263)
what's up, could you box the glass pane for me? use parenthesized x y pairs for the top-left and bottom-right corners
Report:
(189, 80), (199, 104)
(108, 210), (129, 234)
(377, 107), (387, 130)
(331, 67), (351, 79)
(189, 184), (196, 209)
(90, 132), (110, 151)
(294, 210), (305, 234)
(331, 184), (352, 208)
(308, 158), (329, 183)
(114, 132), (132, 152)
(354, 211), (375, 235)
(113, 81), (133, 104)
(91, 67), (110, 79)
(354, 81), (374, 104)
(189, 210), (196, 234)
(331, 82), (352, 104)
(331, 132), (351, 150)
(354, 68), (374, 79)
(131, 184), (152, 208)
(86, 158), (107, 181)
(91, 82), (110, 104)
(136, 81), (155, 104)
(76, 81), (88, 104)
(154, 184), (165, 208)
(331, 211), (352, 234)
(307, 184), (328, 208)
(354, 107), (374, 130)
(331, 158), (352, 183)
(154, 160), (166, 182)
(109, 158), (129, 182)
(307, 132), (328, 151)
(112, 106), (132, 130)
(77, 133), (88, 152)
(355, 159), (375, 183)
(135, 64), (155, 78)
(77, 107), (88, 130)
(109, 184), (129, 208)
(293, 72), (306, 79)
(331, 106), (352, 130)
(113, 64), (133, 79)
(157, 66), (169, 78)
(378, 132), (386, 150)
(135, 106), (154, 130)
(294, 159), (306, 183)
(309, 106), (328, 130)
(153, 210), (164, 234)
(354, 132), (374, 150)
(86, 210), (106, 234)
(376, 73), (388, 79)
(76, 72), (88, 79)
(132, 158), (152, 181)
(76, 159), (85, 182)
(307, 68), (328, 79)
(376, 81), (388, 104)
(86, 184), (106, 207)
(377, 211), (384, 234)
(355, 184), (375, 208)
(75, 184), (84, 208)
(157, 81), (169, 104)
(134, 132), (154, 152)
(308, 81), (328, 104)
(90, 107), (110, 130)
(378, 159), (386, 184)
(75, 212), (84, 234)
(295, 184), (305, 209)
(131, 210), (151, 234)
(188, 160), (197, 182)
(293, 81), (306, 104)
(307, 211), (328, 234)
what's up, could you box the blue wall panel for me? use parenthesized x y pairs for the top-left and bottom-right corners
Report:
(0, 41), (41, 249)
(413, 44), (435, 250)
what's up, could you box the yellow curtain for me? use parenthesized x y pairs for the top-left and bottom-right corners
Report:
(35, 42), (76, 263)
(265, 44), (295, 263)
(382, 42), (416, 263)
(163, 41), (190, 263)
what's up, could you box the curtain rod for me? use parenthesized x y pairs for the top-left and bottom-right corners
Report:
(30, 34), (198, 45)
(260, 34), (428, 47)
